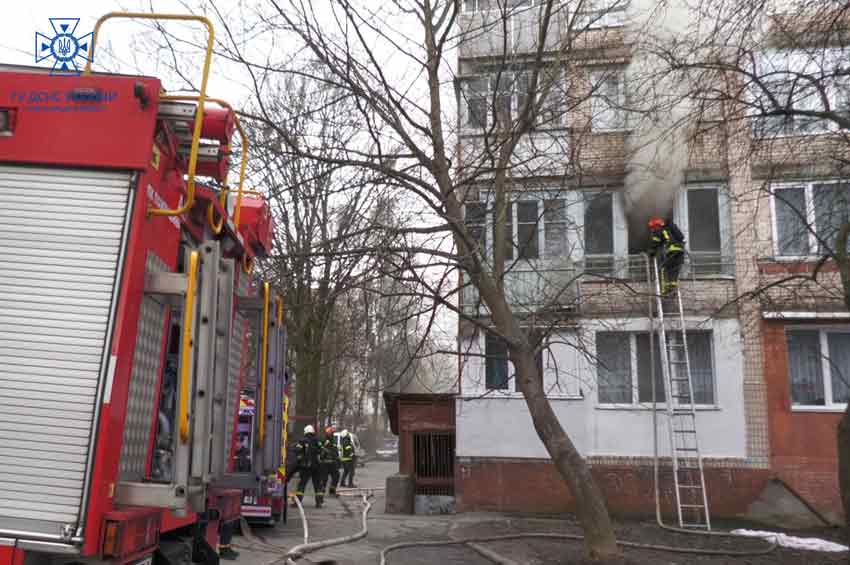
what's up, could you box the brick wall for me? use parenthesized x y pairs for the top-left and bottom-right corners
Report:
(456, 457), (771, 518)
(762, 320), (844, 523)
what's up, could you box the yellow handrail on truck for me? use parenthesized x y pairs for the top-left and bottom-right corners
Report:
(83, 12), (215, 219)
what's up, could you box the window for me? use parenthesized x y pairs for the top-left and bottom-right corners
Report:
(516, 201), (539, 259)
(464, 201), (487, 255)
(754, 49), (850, 137)
(635, 333), (665, 403)
(589, 69), (627, 131)
(772, 181), (850, 257)
(544, 199), (567, 258)
(787, 329), (849, 407)
(463, 72), (528, 129)
(583, 192), (615, 274)
(686, 187), (722, 274)
(485, 331), (509, 390)
(576, 0), (629, 29)
(467, 194), (570, 261)
(462, 69), (564, 130)
(596, 331), (715, 405)
(597, 332), (631, 403)
(463, 0), (535, 13)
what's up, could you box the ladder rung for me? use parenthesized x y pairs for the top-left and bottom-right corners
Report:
(673, 429), (697, 433)
(680, 504), (706, 509)
(678, 485), (703, 489)
(676, 447), (699, 452)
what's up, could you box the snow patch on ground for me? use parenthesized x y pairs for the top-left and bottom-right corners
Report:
(732, 529), (849, 553)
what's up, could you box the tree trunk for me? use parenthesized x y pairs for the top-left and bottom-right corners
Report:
(511, 343), (621, 560)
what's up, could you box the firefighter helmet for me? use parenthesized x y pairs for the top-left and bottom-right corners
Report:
(341, 429), (350, 438)
(648, 217), (665, 230)
(304, 424), (315, 435)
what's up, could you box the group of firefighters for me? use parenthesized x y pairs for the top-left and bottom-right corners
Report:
(291, 425), (357, 507)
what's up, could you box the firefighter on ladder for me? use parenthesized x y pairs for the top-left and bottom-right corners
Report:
(648, 217), (685, 295)
(293, 425), (324, 508)
(320, 426), (341, 497)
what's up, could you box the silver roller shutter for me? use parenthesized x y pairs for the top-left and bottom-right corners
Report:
(0, 165), (132, 539)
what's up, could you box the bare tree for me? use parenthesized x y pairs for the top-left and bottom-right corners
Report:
(226, 0), (623, 557)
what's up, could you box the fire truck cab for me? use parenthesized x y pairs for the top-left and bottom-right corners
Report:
(0, 12), (289, 565)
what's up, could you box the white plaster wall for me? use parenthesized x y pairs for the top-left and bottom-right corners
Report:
(457, 319), (748, 460)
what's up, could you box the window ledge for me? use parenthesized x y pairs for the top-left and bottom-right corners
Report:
(595, 404), (722, 411)
(463, 392), (583, 401)
(790, 405), (847, 413)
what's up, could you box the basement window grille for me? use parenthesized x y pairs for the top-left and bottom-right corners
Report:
(413, 432), (455, 495)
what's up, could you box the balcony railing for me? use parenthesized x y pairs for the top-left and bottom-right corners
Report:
(461, 265), (580, 316)
(580, 253), (735, 282)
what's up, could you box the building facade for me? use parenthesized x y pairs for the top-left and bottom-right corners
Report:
(455, 0), (847, 525)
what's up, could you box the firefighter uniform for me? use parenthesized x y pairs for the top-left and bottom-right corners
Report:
(648, 218), (685, 294)
(294, 426), (324, 507)
(319, 428), (341, 497)
(340, 432), (356, 488)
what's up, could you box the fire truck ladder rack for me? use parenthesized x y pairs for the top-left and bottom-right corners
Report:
(651, 257), (712, 530)
(115, 242), (232, 514)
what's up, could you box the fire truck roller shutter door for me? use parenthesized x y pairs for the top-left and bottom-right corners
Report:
(0, 165), (133, 538)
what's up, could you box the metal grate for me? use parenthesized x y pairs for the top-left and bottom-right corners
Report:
(119, 253), (169, 480)
(225, 310), (247, 461)
(413, 432), (455, 495)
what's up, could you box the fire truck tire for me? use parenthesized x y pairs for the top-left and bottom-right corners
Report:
(155, 539), (192, 565)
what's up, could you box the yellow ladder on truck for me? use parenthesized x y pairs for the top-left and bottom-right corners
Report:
(651, 257), (712, 530)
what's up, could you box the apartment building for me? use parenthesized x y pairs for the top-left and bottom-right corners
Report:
(454, 0), (847, 525)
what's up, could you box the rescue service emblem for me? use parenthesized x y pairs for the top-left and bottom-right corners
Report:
(35, 18), (93, 75)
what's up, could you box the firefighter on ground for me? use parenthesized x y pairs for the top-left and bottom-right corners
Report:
(340, 429), (357, 488)
(293, 425), (324, 508)
(320, 426), (341, 497)
(648, 216), (686, 295)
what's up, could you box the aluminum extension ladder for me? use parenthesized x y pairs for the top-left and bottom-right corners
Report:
(651, 257), (712, 530)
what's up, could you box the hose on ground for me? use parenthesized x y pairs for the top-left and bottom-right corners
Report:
(285, 493), (372, 563)
(292, 493), (309, 545)
(380, 530), (778, 565)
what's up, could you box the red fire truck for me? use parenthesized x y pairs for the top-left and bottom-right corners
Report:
(0, 12), (289, 565)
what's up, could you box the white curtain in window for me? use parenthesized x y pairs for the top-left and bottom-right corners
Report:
(827, 332), (850, 404)
(596, 332), (631, 403)
(687, 332), (715, 404)
(787, 331), (825, 405)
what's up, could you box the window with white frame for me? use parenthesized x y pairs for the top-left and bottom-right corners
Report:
(772, 181), (850, 257)
(483, 329), (543, 391)
(786, 328), (850, 407)
(583, 192), (615, 274)
(462, 0), (534, 13)
(462, 68), (565, 130)
(596, 330), (715, 405)
(576, 0), (629, 29)
(682, 185), (726, 274)
(464, 194), (571, 260)
(754, 48), (850, 137)
(463, 72), (528, 129)
(589, 68), (628, 131)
